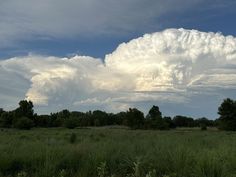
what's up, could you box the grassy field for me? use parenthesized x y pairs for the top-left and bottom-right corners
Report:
(0, 127), (236, 177)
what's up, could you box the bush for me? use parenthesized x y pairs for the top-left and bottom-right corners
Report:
(69, 133), (77, 144)
(0, 112), (13, 128)
(201, 124), (207, 131)
(13, 117), (34, 130)
(64, 117), (78, 129)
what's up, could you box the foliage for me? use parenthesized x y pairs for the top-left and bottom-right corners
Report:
(0, 112), (14, 128)
(146, 106), (169, 130)
(16, 171), (27, 177)
(218, 98), (236, 131)
(0, 128), (235, 177)
(1, 98), (236, 177)
(97, 162), (108, 177)
(126, 108), (145, 129)
(58, 109), (71, 119)
(15, 100), (34, 119)
(13, 117), (34, 130)
(58, 169), (67, 177)
(69, 133), (77, 144)
(64, 117), (79, 129)
(173, 116), (195, 127)
(163, 116), (176, 129)
(201, 124), (207, 131)
(0, 108), (4, 116)
(195, 117), (214, 127)
(34, 115), (51, 127)
(2, 99), (236, 130)
(147, 105), (162, 119)
(92, 110), (112, 126)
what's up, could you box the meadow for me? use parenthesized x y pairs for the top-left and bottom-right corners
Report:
(0, 127), (236, 177)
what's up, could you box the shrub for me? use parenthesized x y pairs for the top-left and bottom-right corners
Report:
(13, 117), (34, 130)
(64, 117), (78, 129)
(69, 133), (77, 144)
(0, 112), (13, 128)
(58, 169), (67, 177)
(97, 162), (108, 177)
(201, 124), (207, 131)
(16, 171), (27, 177)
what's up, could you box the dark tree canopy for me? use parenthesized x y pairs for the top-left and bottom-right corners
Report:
(0, 108), (4, 115)
(0, 112), (14, 128)
(64, 117), (79, 129)
(15, 100), (34, 119)
(58, 109), (70, 119)
(126, 108), (144, 129)
(218, 98), (236, 131)
(13, 117), (34, 130)
(146, 105), (170, 130)
(195, 117), (214, 127)
(173, 116), (195, 127)
(0, 99), (226, 130)
(147, 105), (162, 120)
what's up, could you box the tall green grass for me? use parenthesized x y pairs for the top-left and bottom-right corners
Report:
(0, 128), (235, 177)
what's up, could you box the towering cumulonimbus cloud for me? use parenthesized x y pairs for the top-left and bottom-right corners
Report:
(105, 28), (236, 91)
(0, 28), (236, 115)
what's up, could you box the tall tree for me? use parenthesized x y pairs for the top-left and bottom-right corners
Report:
(173, 116), (195, 127)
(0, 112), (14, 128)
(0, 108), (4, 116)
(218, 98), (236, 131)
(146, 105), (168, 129)
(126, 108), (144, 129)
(147, 105), (162, 120)
(15, 100), (34, 119)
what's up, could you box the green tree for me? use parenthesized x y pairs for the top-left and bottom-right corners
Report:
(146, 105), (168, 130)
(92, 110), (109, 126)
(0, 112), (14, 128)
(13, 117), (34, 130)
(218, 98), (236, 131)
(115, 112), (127, 125)
(0, 108), (4, 116)
(126, 108), (144, 129)
(147, 105), (162, 119)
(173, 115), (195, 127)
(195, 117), (213, 127)
(14, 100), (34, 119)
(58, 109), (70, 119)
(64, 117), (79, 129)
(163, 116), (176, 129)
(35, 115), (51, 127)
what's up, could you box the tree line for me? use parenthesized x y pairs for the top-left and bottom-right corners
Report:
(0, 98), (235, 130)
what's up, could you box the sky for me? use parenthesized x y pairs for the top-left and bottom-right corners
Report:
(0, 0), (236, 118)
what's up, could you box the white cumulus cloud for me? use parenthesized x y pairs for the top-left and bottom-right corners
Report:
(0, 28), (236, 117)
(105, 28), (236, 91)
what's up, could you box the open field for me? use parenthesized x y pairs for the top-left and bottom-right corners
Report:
(0, 127), (236, 177)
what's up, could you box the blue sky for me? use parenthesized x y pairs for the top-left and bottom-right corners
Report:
(1, 0), (236, 59)
(0, 0), (236, 118)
